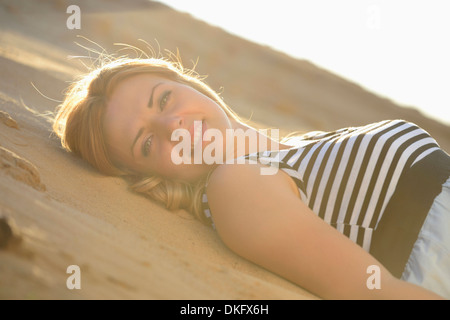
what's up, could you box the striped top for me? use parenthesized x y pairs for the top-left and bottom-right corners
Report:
(201, 120), (442, 256)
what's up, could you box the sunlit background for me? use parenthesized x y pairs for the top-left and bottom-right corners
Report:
(159, 0), (450, 126)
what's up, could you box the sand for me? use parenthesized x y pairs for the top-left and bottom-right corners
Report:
(0, 0), (448, 300)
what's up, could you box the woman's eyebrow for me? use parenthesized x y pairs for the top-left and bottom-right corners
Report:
(130, 82), (163, 158)
(147, 82), (163, 108)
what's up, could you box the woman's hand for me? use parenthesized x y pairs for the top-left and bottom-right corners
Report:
(206, 162), (443, 299)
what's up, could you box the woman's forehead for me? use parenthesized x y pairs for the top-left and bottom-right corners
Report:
(106, 74), (165, 112)
(111, 74), (164, 97)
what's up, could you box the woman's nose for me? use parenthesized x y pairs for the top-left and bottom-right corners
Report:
(153, 114), (184, 138)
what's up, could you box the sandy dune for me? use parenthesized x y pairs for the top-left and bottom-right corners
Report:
(0, 0), (448, 300)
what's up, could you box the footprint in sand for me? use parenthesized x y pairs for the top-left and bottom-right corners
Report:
(0, 111), (19, 129)
(0, 215), (14, 249)
(0, 146), (46, 192)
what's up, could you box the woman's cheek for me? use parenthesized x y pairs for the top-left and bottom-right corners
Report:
(158, 143), (184, 176)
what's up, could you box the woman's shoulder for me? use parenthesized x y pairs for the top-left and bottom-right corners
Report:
(205, 162), (300, 214)
(206, 161), (264, 190)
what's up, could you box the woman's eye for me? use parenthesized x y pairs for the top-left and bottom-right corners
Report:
(159, 90), (171, 110)
(141, 91), (171, 157)
(142, 136), (153, 157)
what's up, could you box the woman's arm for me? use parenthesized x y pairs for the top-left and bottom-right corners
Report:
(206, 162), (443, 300)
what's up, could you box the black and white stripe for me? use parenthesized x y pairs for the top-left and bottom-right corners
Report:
(202, 120), (440, 252)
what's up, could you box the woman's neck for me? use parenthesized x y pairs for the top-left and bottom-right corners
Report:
(227, 121), (292, 160)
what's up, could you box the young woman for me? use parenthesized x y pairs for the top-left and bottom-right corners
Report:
(53, 56), (449, 299)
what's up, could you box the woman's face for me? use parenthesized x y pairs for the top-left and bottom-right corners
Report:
(102, 73), (236, 183)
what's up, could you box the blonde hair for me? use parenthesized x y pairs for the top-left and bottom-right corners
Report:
(53, 56), (244, 224)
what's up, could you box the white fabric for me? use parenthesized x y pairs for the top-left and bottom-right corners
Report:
(401, 177), (450, 299)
